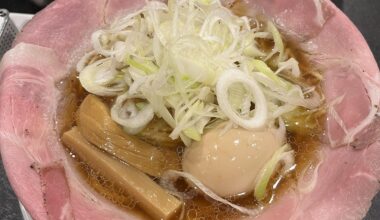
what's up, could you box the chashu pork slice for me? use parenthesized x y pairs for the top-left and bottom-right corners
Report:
(0, 0), (379, 219)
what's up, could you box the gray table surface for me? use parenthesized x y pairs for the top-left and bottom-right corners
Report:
(1, 0), (380, 219)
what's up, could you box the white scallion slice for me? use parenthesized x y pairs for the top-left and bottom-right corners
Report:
(111, 93), (154, 134)
(79, 58), (125, 96)
(216, 69), (267, 129)
(77, 0), (321, 146)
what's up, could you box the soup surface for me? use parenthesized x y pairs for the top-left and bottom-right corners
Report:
(57, 1), (325, 219)
(57, 48), (324, 220)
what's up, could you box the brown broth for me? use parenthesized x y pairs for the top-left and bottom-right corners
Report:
(57, 62), (324, 220)
(56, 15), (325, 220)
(67, 150), (151, 220)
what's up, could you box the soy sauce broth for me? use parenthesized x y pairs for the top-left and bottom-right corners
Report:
(56, 12), (325, 220)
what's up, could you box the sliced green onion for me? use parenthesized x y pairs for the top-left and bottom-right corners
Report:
(79, 58), (125, 96)
(277, 58), (300, 78)
(183, 127), (202, 141)
(111, 93), (155, 134)
(79, 0), (320, 145)
(195, 0), (214, 5)
(267, 21), (284, 61)
(228, 83), (246, 111)
(254, 144), (294, 201)
(250, 59), (288, 89)
(216, 69), (267, 129)
(125, 56), (158, 74)
(136, 102), (147, 110)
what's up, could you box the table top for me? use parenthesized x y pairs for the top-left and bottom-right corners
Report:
(0, 0), (379, 219)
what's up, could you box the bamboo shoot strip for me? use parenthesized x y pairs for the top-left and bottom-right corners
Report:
(77, 95), (180, 177)
(62, 127), (182, 220)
